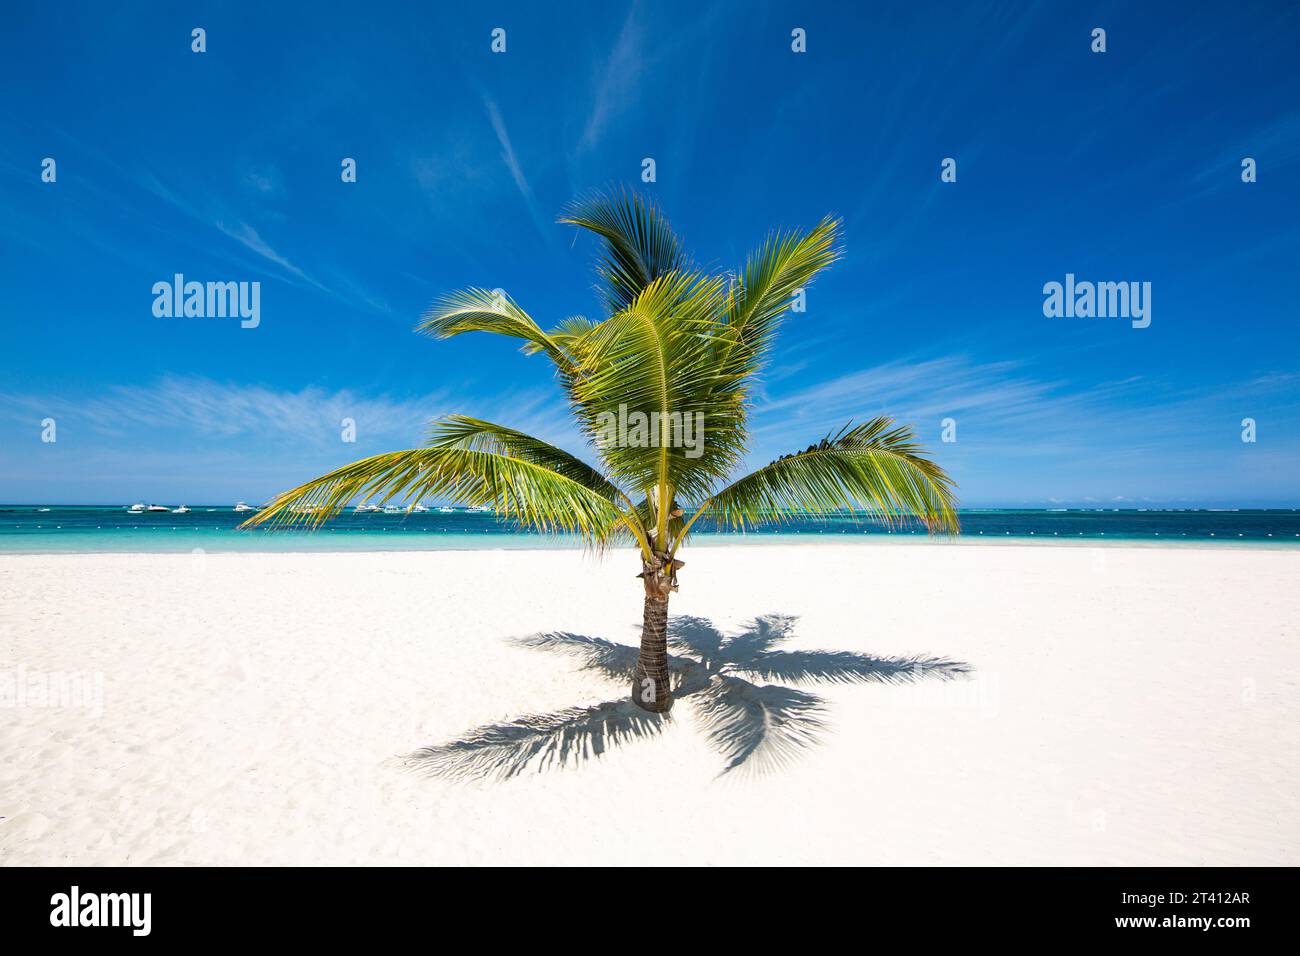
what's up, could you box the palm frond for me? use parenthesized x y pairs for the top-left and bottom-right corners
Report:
(427, 415), (652, 556)
(427, 414), (626, 502)
(528, 315), (600, 355)
(571, 271), (747, 518)
(725, 216), (842, 369)
(559, 187), (687, 314)
(417, 287), (574, 370)
(240, 447), (630, 548)
(678, 417), (959, 546)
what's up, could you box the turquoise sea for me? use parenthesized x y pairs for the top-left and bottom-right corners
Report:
(1, 505), (1298, 553)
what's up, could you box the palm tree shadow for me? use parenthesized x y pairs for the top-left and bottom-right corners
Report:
(403, 614), (970, 781)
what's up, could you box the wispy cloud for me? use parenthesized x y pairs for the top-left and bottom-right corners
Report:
(0, 375), (582, 453)
(578, 7), (645, 152)
(757, 354), (1300, 449)
(244, 165), (284, 196)
(0, 376), (444, 447)
(484, 98), (534, 203)
(755, 355), (1058, 438)
(0, 376), (586, 501)
(1190, 110), (1300, 188)
(748, 354), (1300, 504)
(215, 221), (316, 285)
(483, 95), (553, 245)
(134, 165), (388, 314)
(2, 362), (1296, 506)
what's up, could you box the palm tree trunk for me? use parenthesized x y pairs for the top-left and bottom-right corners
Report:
(632, 590), (673, 713)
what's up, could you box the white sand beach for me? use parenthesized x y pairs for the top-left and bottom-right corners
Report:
(1, 543), (1297, 866)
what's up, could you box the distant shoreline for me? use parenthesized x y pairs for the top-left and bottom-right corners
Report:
(3, 537), (1300, 558)
(3, 505), (1297, 512)
(4, 504), (1299, 554)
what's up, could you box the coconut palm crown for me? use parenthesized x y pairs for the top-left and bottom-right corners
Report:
(244, 189), (959, 713)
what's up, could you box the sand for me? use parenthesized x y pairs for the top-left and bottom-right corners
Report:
(1, 543), (1297, 866)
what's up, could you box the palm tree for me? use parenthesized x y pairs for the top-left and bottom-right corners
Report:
(244, 189), (959, 714)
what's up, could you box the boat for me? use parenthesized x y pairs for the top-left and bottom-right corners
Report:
(438, 506), (456, 514)
(173, 505), (191, 514)
(146, 504), (170, 512)
(411, 504), (429, 513)
(127, 502), (146, 514)
(382, 505), (403, 514)
(233, 501), (257, 513)
(354, 502), (380, 513)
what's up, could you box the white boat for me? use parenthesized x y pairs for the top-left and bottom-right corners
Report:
(173, 505), (191, 514)
(233, 501), (257, 513)
(438, 506), (456, 514)
(382, 505), (402, 514)
(146, 504), (170, 512)
(411, 504), (429, 513)
(127, 502), (146, 514)
(354, 502), (380, 513)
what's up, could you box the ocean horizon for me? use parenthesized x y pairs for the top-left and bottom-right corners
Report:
(4, 504), (1298, 553)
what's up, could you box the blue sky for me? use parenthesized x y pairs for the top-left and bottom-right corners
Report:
(1, 0), (1298, 507)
